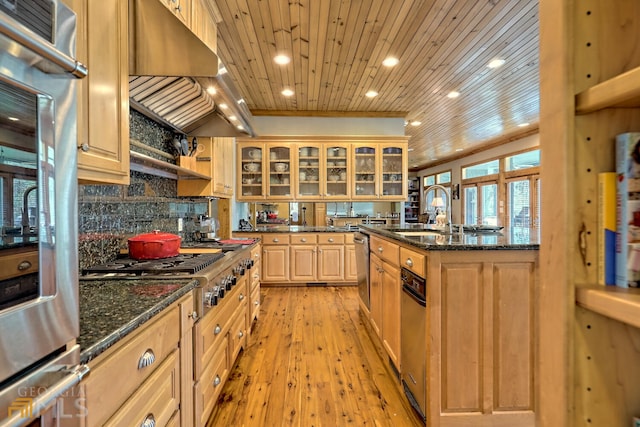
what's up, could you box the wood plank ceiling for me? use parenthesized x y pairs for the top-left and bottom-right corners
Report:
(212, 0), (539, 170)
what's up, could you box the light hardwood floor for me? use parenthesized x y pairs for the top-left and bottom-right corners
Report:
(207, 286), (423, 426)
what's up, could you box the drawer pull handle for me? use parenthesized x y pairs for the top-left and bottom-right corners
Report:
(253, 273), (259, 279)
(17, 260), (32, 271)
(255, 300), (259, 305)
(239, 293), (245, 301)
(214, 324), (222, 335)
(138, 349), (156, 369)
(301, 238), (307, 242)
(238, 330), (244, 338)
(406, 258), (413, 267)
(378, 246), (383, 252)
(328, 238), (334, 242)
(189, 311), (198, 321)
(141, 414), (155, 427)
(213, 375), (221, 387)
(273, 238), (279, 243)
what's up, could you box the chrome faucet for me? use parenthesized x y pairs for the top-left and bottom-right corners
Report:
(424, 184), (452, 232)
(22, 185), (37, 235)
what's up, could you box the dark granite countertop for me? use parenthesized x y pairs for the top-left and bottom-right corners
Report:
(78, 277), (199, 364)
(234, 225), (358, 233)
(359, 224), (539, 251)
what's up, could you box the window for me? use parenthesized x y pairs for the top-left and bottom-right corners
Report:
(460, 148), (540, 228)
(422, 170), (451, 222)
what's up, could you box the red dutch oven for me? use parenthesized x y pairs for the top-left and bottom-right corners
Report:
(127, 230), (181, 260)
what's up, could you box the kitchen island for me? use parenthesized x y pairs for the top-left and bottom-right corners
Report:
(359, 224), (539, 427)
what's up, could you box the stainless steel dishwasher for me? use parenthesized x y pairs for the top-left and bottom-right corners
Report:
(354, 232), (370, 309)
(401, 266), (427, 422)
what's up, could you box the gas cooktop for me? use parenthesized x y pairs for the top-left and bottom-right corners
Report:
(82, 253), (226, 277)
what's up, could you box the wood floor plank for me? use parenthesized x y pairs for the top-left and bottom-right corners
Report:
(207, 286), (422, 426)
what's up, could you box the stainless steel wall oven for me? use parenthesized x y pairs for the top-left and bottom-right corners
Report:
(0, 1), (88, 425)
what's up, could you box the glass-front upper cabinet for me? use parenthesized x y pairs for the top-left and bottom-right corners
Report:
(296, 144), (321, 199)
(266, 144), (293, 200)
(380, 145), (407, 199)
(323, 144), (350, 200)
(238, 144), (265, 200)
(352, 145), (378, 199)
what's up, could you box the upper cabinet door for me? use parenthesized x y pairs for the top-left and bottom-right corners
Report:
(323, 144), (350, 200)
(379, 144), (407, 200)
(266, 144), (293, 200)
(295, 144), (321, 200)
(352, 145), (378, 199)
(72, 0), (130, 185)
(238, 143), (266, 200)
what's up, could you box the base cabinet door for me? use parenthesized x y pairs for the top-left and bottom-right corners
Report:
(381, 260), (400, 369)
(345, 244), (358, 281)
(369, 254), (383, 336)
(317, 245), (344, 281)
(290, 245), (317, 281)
(263, 246), (290, 282)
(431, 253), (536, 426)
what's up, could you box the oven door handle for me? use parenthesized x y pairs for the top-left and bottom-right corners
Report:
(0, 15), (87, 78)
(0, 364), (90, 427)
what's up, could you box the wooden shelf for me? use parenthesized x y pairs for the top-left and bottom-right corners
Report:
(575, 285), (640, 329)
(575, 66), (640, 114)
(130, 151), (210, 180)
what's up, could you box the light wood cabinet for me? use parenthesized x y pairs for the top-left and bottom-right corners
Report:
(81, 293), (191, 426)
(70, 0), (130, 185)
(290, 234), (317, 281)
(177, 137), (232, 198)
(368, 235), (400, 369)
(190, 0), (217, 52)
(352, 143), (407, 200)
(428, 251), (536, 426)
(161, 0), (191, 27)
(344, 234), (358, 282)
(262, 234), (290, 282)
(317, 234), (345, 282)
(237, 137), (408, 201)
(540, 1), (640, 425)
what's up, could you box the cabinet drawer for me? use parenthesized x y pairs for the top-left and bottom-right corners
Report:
(196, 282), (243, 377)
(318, 233), (344, 244)
(104, 349), (180, 427)
(291, 234), (317, 244)
(230, 300), (248, 359)
(400, 246), (426, 277)
(263, 234), (290, 245)
(251, 244), (261, 263)
(370, 235), (399, 266)
(0, 250), (38, 281)
(345, 233), (354, 244)
(250, 285), (260, 321)
(84, 307), (180, 426)
(196, 335), (229, 426)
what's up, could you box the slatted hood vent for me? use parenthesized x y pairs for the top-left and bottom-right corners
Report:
(128, 0), (255, 137)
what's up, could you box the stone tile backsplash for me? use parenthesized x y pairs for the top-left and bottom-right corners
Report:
(78, 110), (208, 270)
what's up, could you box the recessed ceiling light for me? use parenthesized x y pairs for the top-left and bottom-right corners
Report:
(237, 125), (245, 130)
(218, 66), (227, 74)
(219, 103), (229, 109)
(412, 164), (418, 167)
(229, 115), (237, 121)
(382, 57), (399, 67)
(7, 116), (19, 121)
(365, 90), (378, 98)
(518, 122), (530, 127)
(455, 148), (463, 152)
(282, 89), (294, 97)
(206, 86), (217, 95)
(410, 120), (421, 126)
(447, 91), (460, 99)
(274, 54), (291, 65)
(487, 58), (506, 69)
(408, 148), (414, 152)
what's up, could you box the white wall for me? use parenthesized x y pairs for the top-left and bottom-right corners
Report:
(416, 133), (540, 222)
(252, 116), (406, 136)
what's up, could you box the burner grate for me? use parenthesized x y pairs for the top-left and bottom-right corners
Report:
(83, 253), (226, 276)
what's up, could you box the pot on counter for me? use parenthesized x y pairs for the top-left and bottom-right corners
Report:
(128, 230), (181, 260)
